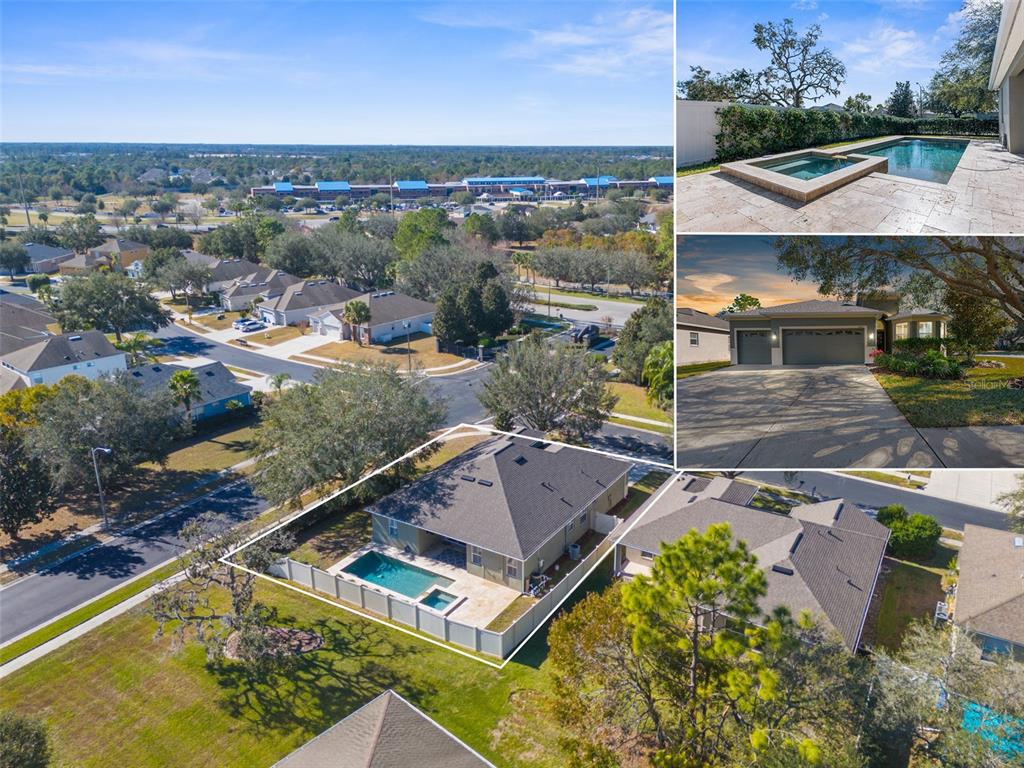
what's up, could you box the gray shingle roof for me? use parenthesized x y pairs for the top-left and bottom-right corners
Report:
(0, 292), (55, 357)
(676, 307), (729, 331)
(727, 300), (883, 319)
(23, 242), (74, 267)
(887, 307), (951, 322)
(622, 495), (888, 650)
(1, 330), (121, 373)
(260, 280), (360, 313)
(127, 359), (251, 406)
(220, 269), (300, 299)
(371, 436), (632, 560)
(955, 525), (1024, 646)
(272, 690), (495, 768)
(325, 291), (436, 326)
(92, 238), (148, 254)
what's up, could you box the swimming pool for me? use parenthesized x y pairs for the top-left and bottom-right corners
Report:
(862, 138), (968, 184)
(420, 588), (458, 612)
(342, 552), (453, 599)
(761, 155), (857, 180)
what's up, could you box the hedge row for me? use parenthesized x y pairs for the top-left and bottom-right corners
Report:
(714, 105), (999, 162)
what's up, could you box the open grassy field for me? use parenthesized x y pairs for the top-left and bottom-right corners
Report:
(677, 360), (731, 379)
(307, 333), (466, 370)
(873, 356), (1024, 427)
(0, 560), (615, 768)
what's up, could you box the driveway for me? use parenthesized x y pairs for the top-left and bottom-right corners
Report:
(676, 365), (942, 468)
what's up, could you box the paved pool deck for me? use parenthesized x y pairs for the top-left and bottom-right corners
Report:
(675, 138), (1024, 234)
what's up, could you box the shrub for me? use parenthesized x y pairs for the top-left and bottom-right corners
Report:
(714, 105), (998, 162)
(874, 350), (963, 380)
(892, 337), (945, 356)
(0, 711), (51, 768)
(25, 273), (51, 293)
(887, 513), (942, 560)
(876, 504), (907, 527)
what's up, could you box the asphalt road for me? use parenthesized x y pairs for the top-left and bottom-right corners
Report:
(0, 478), (268, 645)
(154, 323), (491, 426)
(745, 471), (1008, 532)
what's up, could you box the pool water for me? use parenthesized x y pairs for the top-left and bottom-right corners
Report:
(420, 588), (458, 611)
(343, 552), (453, 599)
(864, 138), (967, 184)
(762, 155), (856, 180)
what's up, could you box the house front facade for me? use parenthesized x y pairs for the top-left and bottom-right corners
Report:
(368, 435), (632, 593)
(676, 307), (730, 365)
(725, 300), (883, 366)
(257, 280), (361, 326)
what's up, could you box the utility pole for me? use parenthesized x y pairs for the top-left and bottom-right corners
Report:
(403, 320), (412, 372)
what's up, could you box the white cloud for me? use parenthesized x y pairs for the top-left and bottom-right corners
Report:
(840, 25), (939, 73)
(683, 272), (736, 294)
(792, 0), (818, 10)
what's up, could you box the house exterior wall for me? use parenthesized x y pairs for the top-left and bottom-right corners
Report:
(614, 543), (656, 575)
(466, 546), (525, 592)
(676, 324), (730, 365)
(886, 318), (947, 349)
(194, 392), (252, 421)
(728, 316), (877, 365)
(28, 255), (74, 274)
(263, 302), (346, 326)
(991, 0), (1024, 152)
(368, 312), (435, 343)
(370, 514), (441, 555)
(2, 353), (128, 387)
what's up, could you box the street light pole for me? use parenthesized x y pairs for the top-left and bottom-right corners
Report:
(403, 321), (412, 372)
(91, 447), (113, 529)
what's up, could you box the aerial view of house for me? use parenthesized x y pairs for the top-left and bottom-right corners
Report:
(256, 280), (362, 326)
(953, 524), (1024, 658)
(0, 330), (127, 392)
(615, 473), (889, 651)
(21, 242), (75, 274)
(308, 290), (436, 344)
(127, 358), (252, 422)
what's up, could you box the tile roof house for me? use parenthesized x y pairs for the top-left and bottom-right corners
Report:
(256, 280), (361, 326)
(272, 690), (495, 768)
(22, 243), (75, 274)
(0, 330), (127, 391)
(615, 476), (889, 651)
(308, 290), (436, 344)
(0, 291), (56, 358)
(90, 238), (151, 272)
(58, 251), (112, 276)
(955, 524), (1024, 657)
(370, 435), (632, 594)
(127, 358), (252, 422)
(676, 307), (730, 366)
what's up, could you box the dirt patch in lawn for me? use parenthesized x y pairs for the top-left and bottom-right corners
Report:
(224, 627), (323, 660)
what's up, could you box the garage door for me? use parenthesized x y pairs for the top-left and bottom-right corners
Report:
(782, 329), (864, 365)
(736, 330), (771, 364)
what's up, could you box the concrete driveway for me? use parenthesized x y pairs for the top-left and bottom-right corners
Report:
(676, 365), (942, 468)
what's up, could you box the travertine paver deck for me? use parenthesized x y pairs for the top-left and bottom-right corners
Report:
(676, 139), (1024, 234)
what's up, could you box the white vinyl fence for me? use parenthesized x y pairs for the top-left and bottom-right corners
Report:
(677, 100), (734, 166)
(270, 533), (615, 659)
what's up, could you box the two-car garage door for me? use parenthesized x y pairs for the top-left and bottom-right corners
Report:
(782, 329), (864, 365)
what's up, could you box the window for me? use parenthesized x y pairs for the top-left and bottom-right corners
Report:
(689, 332), (700, 347)
(470, 546), (482, 567)
(895, 322), (909, 341)
(387, 518), (398, 536)
(578, 512), (587, 525)
(918, 321), (933, 338)
(566, 519), (575, 533)
(506, 558), (519, 579)
(640, 550), (655, 561)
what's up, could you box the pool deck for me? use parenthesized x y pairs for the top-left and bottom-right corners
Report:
(676, 137), (1024, 234)
(328, 542), (521, 628)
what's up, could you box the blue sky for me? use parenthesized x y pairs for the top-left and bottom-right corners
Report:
(1, 0), (672, 145)
(678, 0), (969, 107)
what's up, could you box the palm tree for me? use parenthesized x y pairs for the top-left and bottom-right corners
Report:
(342, 300), (371, 347)
(269, 372), (291, 395)
(168, 369), (202, 424)
(115, 332), (160, 367)
(38, 211), (49, 229)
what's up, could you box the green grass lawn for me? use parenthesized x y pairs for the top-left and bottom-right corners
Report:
(676, 161), (720, 176)
(515, 282), (644, 306)
(677, 360), (731, 379)
(149, 417), (259, 474)
(843, 470), (928, 490)
(607, 381), (671, 424)
(1, 561), (616, 767)
(609, 470), (673, 520)
(866, 545), (956, 650)
(873, 356), (1024, 427)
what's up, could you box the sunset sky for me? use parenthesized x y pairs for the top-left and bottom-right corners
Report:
(676, 235), (826, 314)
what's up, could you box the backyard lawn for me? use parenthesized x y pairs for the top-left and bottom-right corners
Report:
(677, 360), (731, 379)
(307, 333), (467, 370)
(873, 356), (1024, 427)
(0, 562), (615, 768)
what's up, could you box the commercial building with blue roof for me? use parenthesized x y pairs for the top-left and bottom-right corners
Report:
(251, 173), (669, 203)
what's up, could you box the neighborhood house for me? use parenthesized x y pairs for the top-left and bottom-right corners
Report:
(615, 474), (889, 651)
(22, 242), (75, 274)
(256, 279), (361, 326)
(676, 307), (730, 365)
(0, 330), (127, 392)
(128, 357), (253, 422)
(954, 524), (1024, 658)
(217, 268), (301, 311)
(308, 290), (436, 344)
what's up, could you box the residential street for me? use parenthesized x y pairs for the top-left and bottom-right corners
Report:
(523, 292), (643, 327)
(745, 471), (1009, 532)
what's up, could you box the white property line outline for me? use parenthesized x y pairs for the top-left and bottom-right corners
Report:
(219, 423), (680, 669)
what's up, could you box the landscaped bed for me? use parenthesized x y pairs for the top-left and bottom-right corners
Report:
(873, 356), (1024, 427)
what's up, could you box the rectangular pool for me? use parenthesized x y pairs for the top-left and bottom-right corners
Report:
(862, 138), (967, 184)
(761, 155), (857, 180)
(342, 551), (453, 599)
(420, 588), (458, 612)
